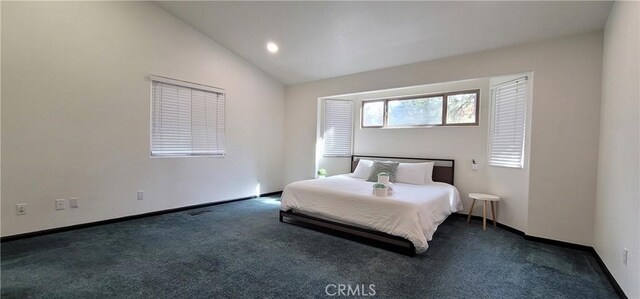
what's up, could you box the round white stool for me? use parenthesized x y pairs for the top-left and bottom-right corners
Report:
(467, 193), (500, 230)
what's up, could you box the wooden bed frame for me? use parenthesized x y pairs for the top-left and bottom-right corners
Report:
(279, 155), (455, 256)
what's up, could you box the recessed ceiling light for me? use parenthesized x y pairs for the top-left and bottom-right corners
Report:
(266, 42), (279, 53)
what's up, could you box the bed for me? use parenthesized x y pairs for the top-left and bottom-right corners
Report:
(279, 155), (462, 256)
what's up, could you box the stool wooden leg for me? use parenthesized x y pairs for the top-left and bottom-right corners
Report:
(467, 199), (476, 223)
(482, 200), (487, 230)
(491, 201), (497, 228)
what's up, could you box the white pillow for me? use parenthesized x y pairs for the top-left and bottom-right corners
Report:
(424, 162), (435, 183)
(352, 159), (374, 179)
(396, 162), (435, 185)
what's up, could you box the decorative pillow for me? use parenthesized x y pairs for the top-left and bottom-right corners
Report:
(352, 159), (374, 179)
(396, 162), (431, 185)
(366, 161), (399, 182)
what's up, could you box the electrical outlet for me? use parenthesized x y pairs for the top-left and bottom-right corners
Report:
(623, 248), (628, 266)
(55, 199), (65, 210)
(137, 191), (144, 200)
(70, 197), (79, 209)
(16, 203), (27, 215)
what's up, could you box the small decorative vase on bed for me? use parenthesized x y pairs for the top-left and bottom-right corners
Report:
(372, 183), (388, 196)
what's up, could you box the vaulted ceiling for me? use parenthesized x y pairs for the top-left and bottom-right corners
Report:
(157, 1), (612, 85)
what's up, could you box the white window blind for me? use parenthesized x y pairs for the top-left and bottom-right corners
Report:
(151, 76), (225, 157)
(489, 77), (528, 168)
(323, 99), (353, 157)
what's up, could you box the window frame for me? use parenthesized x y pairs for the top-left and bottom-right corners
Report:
(386, 94), (445, 127)
(149, 75), (226, 158)
(361, 89), (480, 128)
(444, 90), (481, 126)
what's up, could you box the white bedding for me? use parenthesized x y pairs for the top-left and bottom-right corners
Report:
(280, 174), (462, 253)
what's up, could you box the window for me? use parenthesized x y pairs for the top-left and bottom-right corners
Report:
(361, 90), (479, 128)
(488, 77), (528, 168)
(388, 96), (443, 126)
(446, 91), (478, 124)
(323, 99), (353, 157)
(361, 101), (384, 127)
(151, 76), (225, 157)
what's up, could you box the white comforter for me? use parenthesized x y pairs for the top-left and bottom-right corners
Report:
(280, 174), (462, 253)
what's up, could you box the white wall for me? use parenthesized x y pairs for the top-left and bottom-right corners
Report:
(594, 1), (640, 297)
(0, 2), (3, 229)
(284, 31), (603, 243)
(1, 2), (285, 237)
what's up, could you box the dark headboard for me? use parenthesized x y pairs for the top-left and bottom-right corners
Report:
(351, 155), (455, 186)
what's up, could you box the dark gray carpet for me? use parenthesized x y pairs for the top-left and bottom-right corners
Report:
(1, 197), (618, 298)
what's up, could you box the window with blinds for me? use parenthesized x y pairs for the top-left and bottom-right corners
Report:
(323, 99), (353, 157)
(488, 77), (528, 168)
(151, 76), (225, 157)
